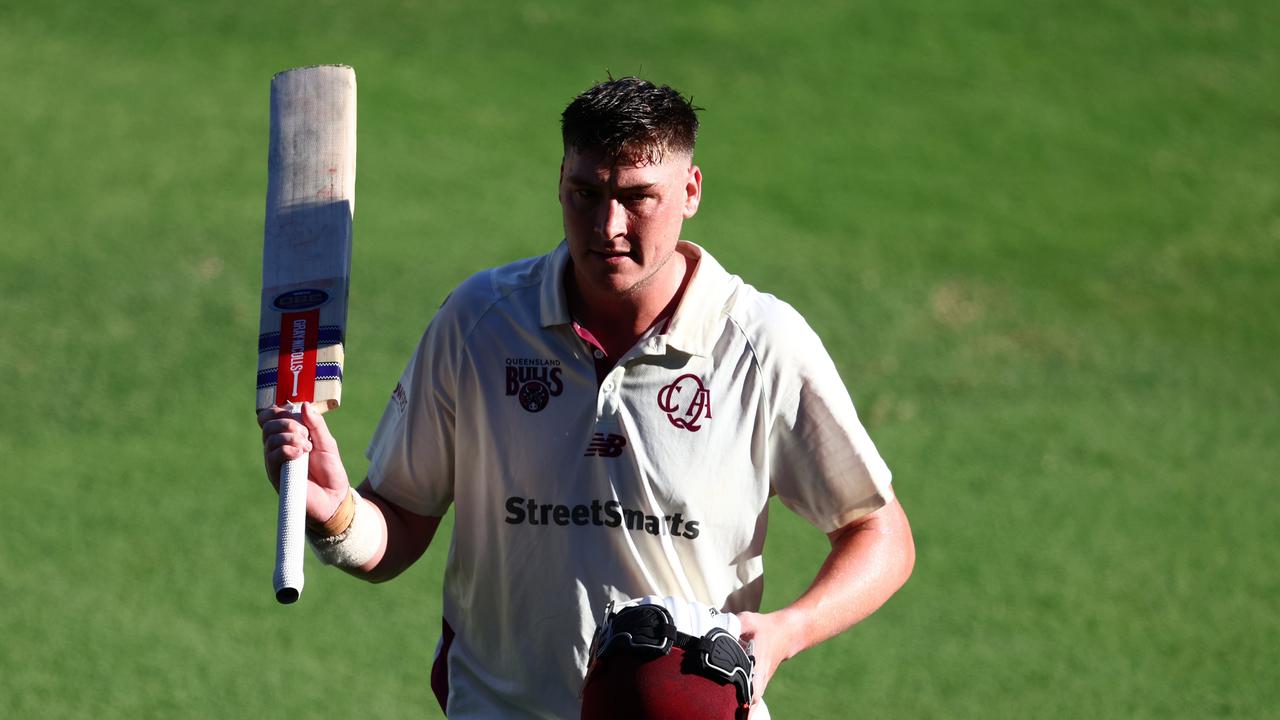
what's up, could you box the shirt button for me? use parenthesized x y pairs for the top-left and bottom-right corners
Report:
(602, 382), (614, 393)
(593, 349), (604, 359)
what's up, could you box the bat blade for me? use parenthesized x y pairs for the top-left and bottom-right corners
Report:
(258, 64), (356, 604)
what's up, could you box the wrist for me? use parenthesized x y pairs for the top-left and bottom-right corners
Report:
(770, 607), (811, 661)
(307, 487), (356, 537)
(307, 489), (383, 570)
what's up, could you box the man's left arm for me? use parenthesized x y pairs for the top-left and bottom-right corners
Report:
(736, 497), (915, 704)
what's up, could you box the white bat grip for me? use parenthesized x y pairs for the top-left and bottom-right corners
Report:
(274, 448), (308, 604)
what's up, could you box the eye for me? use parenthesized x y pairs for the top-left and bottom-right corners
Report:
(573, 188), (599, 201)
(621, 193), (652, 207)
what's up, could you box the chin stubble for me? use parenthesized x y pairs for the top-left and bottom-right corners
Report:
(616, 246), (677, 298)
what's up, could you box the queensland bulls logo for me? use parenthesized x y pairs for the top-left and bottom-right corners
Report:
(506, 358), (564, 413)
(657, 373), (712, 431)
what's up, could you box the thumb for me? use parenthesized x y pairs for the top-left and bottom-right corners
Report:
(300, 402), (339, 454)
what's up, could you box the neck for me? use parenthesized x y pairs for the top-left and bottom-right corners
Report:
(568, 250), (691, 354)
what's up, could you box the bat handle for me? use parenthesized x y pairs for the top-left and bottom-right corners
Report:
(273, 402), (308, 604)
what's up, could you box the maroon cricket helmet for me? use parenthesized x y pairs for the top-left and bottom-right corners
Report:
(580, 598), (754, 720)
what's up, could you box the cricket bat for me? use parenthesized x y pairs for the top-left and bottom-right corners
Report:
(257, 65), (356, 604)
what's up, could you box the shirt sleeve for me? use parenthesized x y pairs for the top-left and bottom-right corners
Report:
(761, 303), (893, 533)
(364, 294), (466, 517)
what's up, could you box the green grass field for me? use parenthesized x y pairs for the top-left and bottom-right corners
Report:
(2, 1), (1277, 717)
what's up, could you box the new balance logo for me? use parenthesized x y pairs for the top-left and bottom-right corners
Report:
(584, 433), (627, 458)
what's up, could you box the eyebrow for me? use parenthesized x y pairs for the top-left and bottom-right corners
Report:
(566, 174), (658, 192)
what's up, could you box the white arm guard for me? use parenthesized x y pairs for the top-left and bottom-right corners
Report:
(307, 490), (383, 570)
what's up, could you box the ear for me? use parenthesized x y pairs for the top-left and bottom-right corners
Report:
(557, 159), (566, 202)
(683, 164), (702, 219)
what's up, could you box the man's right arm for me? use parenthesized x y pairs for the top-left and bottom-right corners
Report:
(260, 402), (440, 583)
(348, 480), (441, 583)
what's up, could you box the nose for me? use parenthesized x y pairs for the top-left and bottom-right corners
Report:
(595, 198), (627, 239)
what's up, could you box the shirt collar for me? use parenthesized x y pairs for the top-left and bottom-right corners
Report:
(538, 240), (736, 358)
(663, 241), (734, 357)
(538, 241), (574, 328)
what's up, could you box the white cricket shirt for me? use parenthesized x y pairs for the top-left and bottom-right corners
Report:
(366, 241), (894, 719)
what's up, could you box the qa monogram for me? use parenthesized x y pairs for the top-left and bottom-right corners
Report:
(656, 373), (712, 432)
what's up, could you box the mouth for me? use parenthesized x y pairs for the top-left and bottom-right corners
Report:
(591, 248), (633, 266)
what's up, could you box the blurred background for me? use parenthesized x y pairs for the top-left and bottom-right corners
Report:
(2, 1), (1276, 717)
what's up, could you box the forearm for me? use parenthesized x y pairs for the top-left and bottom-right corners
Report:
(773, 498), (915, 659)
(315, 479), (441, 584)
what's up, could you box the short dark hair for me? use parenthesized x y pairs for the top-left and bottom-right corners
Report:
(561, 76), (700, 164)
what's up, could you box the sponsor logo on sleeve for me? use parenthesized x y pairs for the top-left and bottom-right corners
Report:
(505, 358), (565, 413)
(656, 373), (712, 431)
(391, 382), (408, 414)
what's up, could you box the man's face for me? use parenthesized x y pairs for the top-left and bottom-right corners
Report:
(559, 146), (702, 300)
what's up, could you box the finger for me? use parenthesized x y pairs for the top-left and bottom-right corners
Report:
(300, 402), (338, 453)
(266, 443), (310, 468)
(749, 656), (771, 705)
(264, 443), (311, 491)
(256, 405), (291, 428)
(264, 431), (314, 455)
(258, 409), (302, 438)
(264, 435), (314, 482)
(261, 417), (310, 444)
(263, 422), (313, 493)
